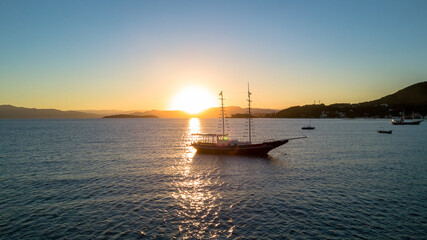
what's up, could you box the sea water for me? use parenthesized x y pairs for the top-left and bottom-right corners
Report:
(0, 118), (426, 239)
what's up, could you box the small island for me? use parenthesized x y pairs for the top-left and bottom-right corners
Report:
(102, 114), (158, 118)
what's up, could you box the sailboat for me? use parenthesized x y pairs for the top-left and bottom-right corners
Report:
(391, 111), (423, 125)
(302, 119), (315, 130)
(191, 85), (306, 156)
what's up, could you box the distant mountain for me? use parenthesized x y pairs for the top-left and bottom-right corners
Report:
(365, 81), (427, 107)
(4, 82), (424, 119)
(0, 105), (276, 119)
(77, 109), (126, 115)
(103, 114), (158, 118)
(130, 107), (276, 118)
(230, 113), (258, 118)
(194, 106), (277, 118)
(135, 110), (191, 118)
(0, 105), (100, 119)
(275, 81), (427, 118)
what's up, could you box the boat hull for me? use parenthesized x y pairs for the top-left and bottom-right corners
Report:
(192, 139), (289, 156)
(391, 120), (423, 125)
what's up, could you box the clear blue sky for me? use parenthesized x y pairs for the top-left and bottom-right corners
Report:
(1, 0), (426, 110)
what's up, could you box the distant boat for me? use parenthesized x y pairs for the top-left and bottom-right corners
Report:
(391, 118), (422, 125)
(391, 112), (423, 125)
(302, 119), (315, 130)
(377, 128), (392, 134)
(191, 85), (306, 156)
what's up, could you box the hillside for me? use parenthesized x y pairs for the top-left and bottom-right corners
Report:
(275, 81), (427, 118)
(0, 105), (100, 119)
(366, 81), (427, 107)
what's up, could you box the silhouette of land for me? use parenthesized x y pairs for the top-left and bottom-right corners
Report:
(103, 114), (158, 118)
(230, 113), (258, 118)
(0, 105), (100, 119)
(1, 81), (425, 119)
(272, 81), (427, 118)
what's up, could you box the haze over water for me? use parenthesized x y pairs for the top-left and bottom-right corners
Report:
(1, 118), (426, 239)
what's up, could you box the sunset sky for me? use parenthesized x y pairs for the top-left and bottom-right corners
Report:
(1, 0), (426, 112)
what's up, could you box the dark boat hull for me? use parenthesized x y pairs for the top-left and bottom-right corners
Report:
(192, 139), (289, 156)
(377, 130), (392, 134)
(391, 120), (422, 125)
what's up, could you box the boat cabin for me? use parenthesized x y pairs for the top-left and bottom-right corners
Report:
(192, 133), (241, 145)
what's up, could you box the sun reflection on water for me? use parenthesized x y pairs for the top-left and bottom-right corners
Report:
(189, 118), (200, 135)
(170, 118), (234, 239)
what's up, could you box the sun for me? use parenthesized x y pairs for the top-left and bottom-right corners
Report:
(169, 86), (218, 114)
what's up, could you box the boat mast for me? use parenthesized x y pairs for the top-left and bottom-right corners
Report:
(247, 83), (252, 144)
(220, 91), (225, 136)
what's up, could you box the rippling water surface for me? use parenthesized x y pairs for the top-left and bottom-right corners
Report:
(1, 118), (426, 239)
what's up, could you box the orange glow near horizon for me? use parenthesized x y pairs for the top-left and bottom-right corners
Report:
(169, 86), (218, 114)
